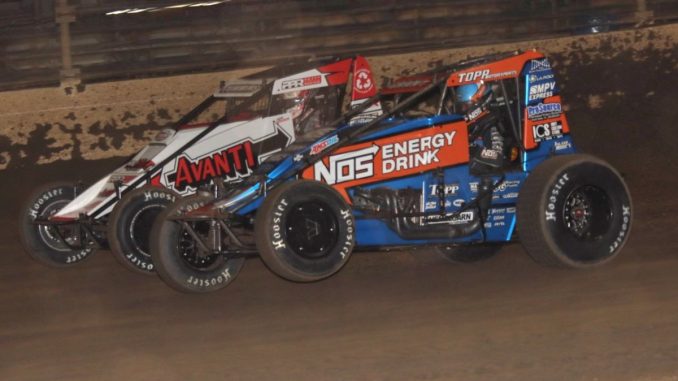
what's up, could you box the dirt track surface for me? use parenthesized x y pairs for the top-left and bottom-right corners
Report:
(1, 174), (678, 381)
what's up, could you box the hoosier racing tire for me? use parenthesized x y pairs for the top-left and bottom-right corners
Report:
(150, 193), (245, 293)
(19, 182), (96, 267)
(107, 186), (180, 275)
(517, 154), (632, 268)
(255, 180), (355, 282)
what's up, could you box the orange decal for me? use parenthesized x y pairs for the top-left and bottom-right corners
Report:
(523, 95), (570, 150)
(301, 122), (469, 201)
(447, 51), (543, 87)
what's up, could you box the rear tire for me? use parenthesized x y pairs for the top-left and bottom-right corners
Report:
(255, 180), (355, 282)
(517, 154), (632, 268)
(150, 193), (245, 293)
(19, 182), (95, 267)
(107, 186), (179, 275)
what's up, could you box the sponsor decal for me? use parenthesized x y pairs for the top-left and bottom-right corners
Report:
(529, 72), (555, 82)
(554, 140), (572, 151)
(458, 69), (518, 83)
(527, 102), (562, 121)
(609, 205), (631, 253)
(353, 68), (374, 94)
(426, 210), (475, 225)
(29, 188), (65, 220)
(310, 135), (339, 155)
(428, 183), (460, 196)
(281, 75), (321, 91)
(271, 198), (288, 250)
(545, 172), (570, 221)
(143, 190), (176, 203)
(338, 209), (354, 259)
(424, 198), (466, 210)
(529, 58), (551, 73)
(312, 145), (379, 185)
(302, 122), (469, 199)
(272, 69), (329, 95)
(529, 81), (556, 101)
(168, 141), (257, 192)
(186, 269), (232, 288)
(465, 106), (485, 122)
(480, 148), (499, 160)
(470, 179), (519, 193)
(496, 179), (520, 192)
(533, 121), (564, 143)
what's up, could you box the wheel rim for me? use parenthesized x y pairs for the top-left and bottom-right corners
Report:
(176, 221), (221, 270)
(129, 204), (164, 257)
(284, 201), (339, 259)
(37, 200), (79, 252)
(562, 185), (612, 241)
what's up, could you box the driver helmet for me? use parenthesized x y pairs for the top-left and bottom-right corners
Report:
(454, 81), (490, 112)
(282, 89), (313, 120)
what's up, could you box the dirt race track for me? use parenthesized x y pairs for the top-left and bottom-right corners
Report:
(1, 176), (678, 381)
(1, 28), (678, 380)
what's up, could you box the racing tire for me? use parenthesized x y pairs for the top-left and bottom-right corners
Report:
(150, 193), (245, 293)
(255, 180), (355, 282)
(19, 182), (96, 267)
(517, 154), (632, 268)
(435, 244), (502, 263)
(107, 186), (180, 275)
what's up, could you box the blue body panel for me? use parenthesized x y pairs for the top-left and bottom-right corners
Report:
(224, 55), (579, 248)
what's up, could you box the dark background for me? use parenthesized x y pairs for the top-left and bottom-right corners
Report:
(2, 0), (677, 90)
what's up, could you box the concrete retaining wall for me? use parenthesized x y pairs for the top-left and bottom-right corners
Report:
(0, 23), (675, 174)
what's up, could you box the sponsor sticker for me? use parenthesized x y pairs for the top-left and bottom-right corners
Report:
(529, 81), (556, 101)
(527, 102), (562, 121)
(353, 68), (374, 94)
(529, 72), (555, 82)
(529, 58), (551, 73)
(281, 75), (321, 91)
(554, 140), (572, 151)
(457, 69), (517, 83)
(302, 123), (469, 199)
(533, 121), (564, 143)
(310, 135), (339, 155)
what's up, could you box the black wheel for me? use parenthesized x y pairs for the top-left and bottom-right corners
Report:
(19, 182), (96, 267)
(107, 186), (179, 275)
(517, 154), (632, 268)
(254, 180), (355, 282)
(435, 244), (502, 263)
(150, 193), (245, 293)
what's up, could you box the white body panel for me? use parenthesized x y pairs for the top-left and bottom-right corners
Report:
(53, 114), (295, 220)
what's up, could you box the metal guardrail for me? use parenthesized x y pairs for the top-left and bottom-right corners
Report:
(0, 0), (676, 92)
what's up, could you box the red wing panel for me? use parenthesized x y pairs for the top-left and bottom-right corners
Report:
(319, 58), (353, 86)
(301, 122), (469, 201)
(351, 56), (377, 100)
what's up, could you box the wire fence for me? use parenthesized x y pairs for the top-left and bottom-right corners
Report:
(1, 0), (676, 92)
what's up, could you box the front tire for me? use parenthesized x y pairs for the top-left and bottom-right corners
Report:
(107, 186), (180, 275)
(255, 180), (355, 282)
(517, 154), (632, 268)
(19, 182), (96, 267)
(150, 193), (245, 293)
